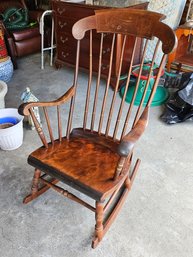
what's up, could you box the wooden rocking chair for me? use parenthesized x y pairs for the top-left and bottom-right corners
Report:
(18, 9), (176, 248)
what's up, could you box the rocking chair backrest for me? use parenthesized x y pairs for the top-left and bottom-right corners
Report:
(66, 9), (177, 140)
(19, 9), (176, 148)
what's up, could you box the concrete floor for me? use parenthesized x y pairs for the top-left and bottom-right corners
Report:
(0, 54), (193, 257)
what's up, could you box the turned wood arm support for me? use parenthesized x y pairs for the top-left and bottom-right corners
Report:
(117, 107), (149, 157)
(18, 85), (75, 116)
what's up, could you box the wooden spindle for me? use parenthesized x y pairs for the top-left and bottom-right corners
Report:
(91, 33), (104, 132)
(121, 39), (149, 139)
(113, 157), (125, 180)
(98, 33), (116, 134)
(43, 107), (54, 144)
(40, 178), (95, 212)
(113, 37), (138, 140)
(66, 40), (80, 139)
(147, 54), (167, 106)
(57, 105), (62, 142)
(133, 40), (160, 127)
(29, 108), (48, 148)
(83, 30), (93, 130)
(105, 35), (127, 137)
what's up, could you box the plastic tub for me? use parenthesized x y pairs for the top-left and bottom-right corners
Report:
(0, 108), (24, 150)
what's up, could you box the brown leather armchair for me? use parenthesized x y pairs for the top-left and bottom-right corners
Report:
(0, 0), (44, 69)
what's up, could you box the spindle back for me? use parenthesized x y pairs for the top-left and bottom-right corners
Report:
(66, 9), (176, 140)
(20, 9), (176, 148)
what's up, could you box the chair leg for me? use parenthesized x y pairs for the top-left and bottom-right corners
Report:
(92, 201), (104, 248)
(92, 159), (141, 248)
(23, 169), (58, 204)
(31, 168), (41, 194)
(23, 168), (41, 204)
(92, 184), (130, 248)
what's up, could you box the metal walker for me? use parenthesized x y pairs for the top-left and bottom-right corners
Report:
(40, 10), (56, 69)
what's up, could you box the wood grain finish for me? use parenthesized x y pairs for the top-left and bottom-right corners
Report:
(19, 8), (177, 248)
(19, 85), (75, 116)
(74, 9), (176, 54)
(28, 136), (125, 201)
(118, 107), (149, 157)
(52, 1), (148, 88)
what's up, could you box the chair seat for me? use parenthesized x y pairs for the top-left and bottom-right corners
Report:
(28, 131), (125, 201)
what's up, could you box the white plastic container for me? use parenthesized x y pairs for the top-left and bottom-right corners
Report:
(0, 108), (24, 150)
(0, 80), (8, 108)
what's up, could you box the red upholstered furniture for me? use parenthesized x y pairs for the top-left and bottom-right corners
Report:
(0, 0), (44, 68)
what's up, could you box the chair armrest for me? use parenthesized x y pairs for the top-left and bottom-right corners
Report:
(117, 107), (149, 157)
(18, 85), (75, 116)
